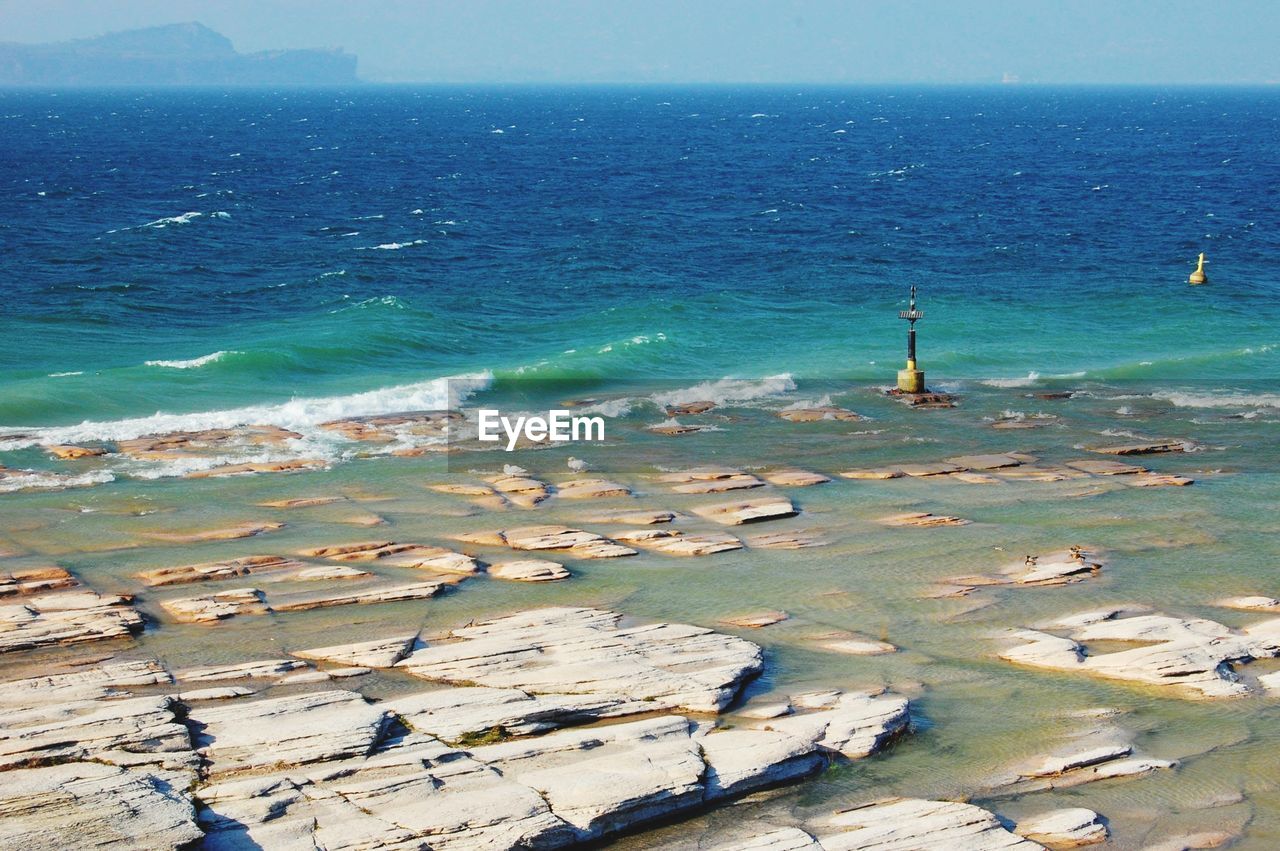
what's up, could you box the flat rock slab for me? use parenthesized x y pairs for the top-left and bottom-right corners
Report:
(0, 762), (203, 850)
(555, 478), (632, 499)
(720, 611), (789, 629)
(583, 508), (677, 525)
(175, 659), (309, 682)
(746, 530), (827, 549)
(456, 525), (637, 559)
(161, 581), (448, 622)
(160, 588), (270, 623)
(145, 521), (284, 543)
(840, 467), (905, 480)
(1216, 596), (1280, 612)
(814, 798), (1042, 850)
(615, 529), (745, 556)
(300, 540), (480, 574)
(186, 459), (325, 478)
(666, 401), (717, 416)
(199, 689), (908, 851)
(1065, 458), (1148, 476)
(0, 588), (143, 653)
(649, 420), (710, 436)
(294, 633), (421, 668)
(814, 636), (897, 656)
(489, 560), (571, 582)
(1016, 808), (1107, 846)
(945, 454), (1024, 470)
(763, 469), (831, 487)
(1126, 473), (1194, 487)
(693, 497), (798, 525)
(1088, 440), (1190, 455)
(0, 566), (78, 597)
(660, 467), (766, 494)
(189, 689), (391, 775)
(397, 606), (764, 713)
(257, 496), (347, 508)
(879, 512), (971, 528)
(486, 474), (551, 508)
(778, 406), (862, 422)
(134, 555), (306, 587)
(1000, 608), (1280, 698)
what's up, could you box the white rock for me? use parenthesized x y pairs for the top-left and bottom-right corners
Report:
(294, 632), (421, 668)
(1016, 808), (1107, 846)
(817, 797), (1043, 849)
(489, 560), (571, 582)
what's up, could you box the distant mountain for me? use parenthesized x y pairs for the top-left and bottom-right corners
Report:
(0, 22), (358, 86)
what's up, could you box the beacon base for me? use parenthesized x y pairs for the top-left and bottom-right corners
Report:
(897, 368), (925, 394)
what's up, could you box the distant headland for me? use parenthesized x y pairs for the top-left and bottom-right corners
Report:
(0, 22), (358, 87)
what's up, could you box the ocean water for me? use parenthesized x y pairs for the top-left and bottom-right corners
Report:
(2, 86), (1280, 848)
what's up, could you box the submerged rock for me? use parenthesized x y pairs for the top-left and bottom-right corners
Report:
(692, 496), (798, 525)
(763, 469), (831, 487)
(1088, 440), (1191, 455)
(879, 511), (971, 528)
(615, 528), (745, 556)
(1064, 458), (1147, 476)
(778, 406), (862, 422)
(720, 611), (789, 629)
(294, 633), (421, 669)
(145, 520), (284, 543)
(134, 555), (307, 587)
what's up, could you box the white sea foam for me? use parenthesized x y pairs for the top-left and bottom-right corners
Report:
(48, 371), (84, 378)
(145, 350), (236, 369)
(981, 372), (1041, 388)
(0, 470), (115, 494)
(361, 239), (428, 250)
(651, 374), (797, 408)
(0, 373), (493, 452)
(1151, 390), (1280, 409)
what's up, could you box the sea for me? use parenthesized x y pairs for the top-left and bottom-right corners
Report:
(2, 86), (1279, 848)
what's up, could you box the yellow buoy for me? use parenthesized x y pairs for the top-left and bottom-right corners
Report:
(1189, 252), (1208, 285)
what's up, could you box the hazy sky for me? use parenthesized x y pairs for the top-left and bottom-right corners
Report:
(3, 0), (1279, 85)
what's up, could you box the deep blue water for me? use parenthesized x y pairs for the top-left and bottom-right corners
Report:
(1, 86), (1278, 433)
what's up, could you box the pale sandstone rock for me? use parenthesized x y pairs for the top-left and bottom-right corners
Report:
(616, 528), (745, 556)
(778, 406), (862, 422)
(175, 659), (309, 682)
(300, 540), (480, 574)
(737, 700), (794, 720)
(294, 633), (421, 669)
(952, 471), (1003, 484)
(258, 495), (347, 508)
(720, 611), (789, 629)
(397, 607), (764, 713)
(763, 469), (831, 487)
(145, 520), (284, 543)
(0, 566), (77, 597)
(383, 686), (650, 742)
(583, 508), (677, 525)
(1015, 808), (1107, 846)
(1065, 458), (1147, 476)
(661, 467), (764, 493)
(1126, 473), (1195, 487)
(712, 827), (823, 851)
(160, 588), (269, 623)
(489, 560), (571, 582)
(44, 444), (107, 460)
(666, 401), (717, 416)
(840, 467), (904, 480)
(318, 411), (460, 443)
(811, 797), (1043, 850)
(878, 512), (971, 528)
(555, 478), (632, 499)
(693, 496), (798, 525)
(946, 454), (1024, 470)
(186, 459), (326, 478)
(0, 659), (170, 708)
(270, 581), (449, 612)
(1000, 608), (1280, 698)
(816, 637), (897, 656)
(177, 686), (254, 701)
(0, 588), (143, 653)
(190, 689), (391, 775)
(746, 530), (827, 549)
(456, 525), (637, 559)
(1216, 595), (1280, 611)
(649, 420), (710, 436)
(486, 474), (551, 508)
(294, 564), (371, 580)
(135, 555), (306, 587)
(0, 762), (203, 850)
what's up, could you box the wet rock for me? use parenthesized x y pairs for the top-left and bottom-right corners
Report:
(555, 478), (632, 499)
(383, 686), (649, 742)
(397, 607), (764, 713)
(1126, 473), (1195, 487)
(177, 686), (254, 701)
(145, 520), (284, 543)
(713, 827), (822, 851)
(0, 566), (78, 597)
(294, 565), (371, 580)
(693, 496), (798, 525)
(879, 512), (971, 528)
(649, 419), (710, 436)
(294, 632), (422, 669)
(271, 580), (449, 612)
(318, 411), (460, 443)
(116, 425), (302, 460)
(746, 530), (827, 549)
(952, 471), (1003, 484)
(763, 469), (831, 487)
(189, 689), (391, 774)
(160, 588), (269, 623)
(1000, 608), (1280, 698)
(1088, 440), (1190, 456)
(0, 762), (203, 849)
(583, 508), (677, 525)
(662, 467), (766, 494)
(486, 474), (551, 508)
(1065, 458), (1148, 476)
(258, 495), (347, 508)
(945, 550), (1103, 593)
(44, 444), (106, 460)
(897, 461), (967, 477)
(1015, 808), (1107, 846)
(457, 525), (638, 559)
(814, 636), (897, 656)
(778, 406), (862, 422)
(840, 467), (905, 480)
(720, 611), (789, 629)
(616, 528), (745, 556)
(1215, 595), (1280, 612)
(946, 454), (1024, 470)
(0, 659), (170, 707)
(134, 555), (306, 587)
(489, 559), (571, 582)
(666, 401), (717, 416)
(186, 459), (326, 479)
(300, 540), (480, 574)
